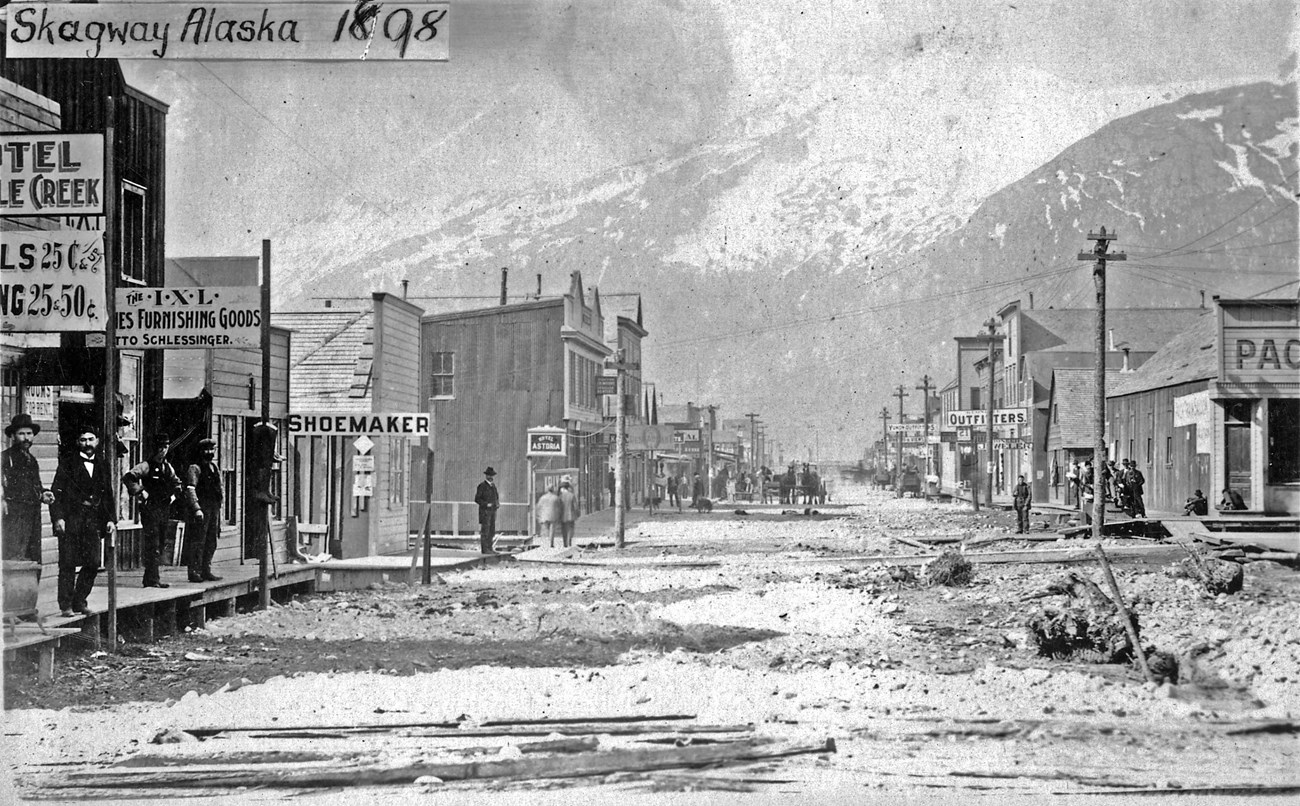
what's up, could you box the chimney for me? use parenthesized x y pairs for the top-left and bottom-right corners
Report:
(500, 268), (508, 305)
(536, 273), (542, 299)
(324, 299), (332, 308)
(401, 279), (409, 299)
(1028, 292), (1034, 310)
(1107, 328), (1115, 351)
(1121, 347), (1132, 372)
(1200, 290), (1206, 309)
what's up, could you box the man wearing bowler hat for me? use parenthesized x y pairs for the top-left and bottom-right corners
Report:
(474, 467), (500, 554)
(123, 433), (183, 588)
(183, 438), (224, 583)
(3, 413), (55, 578)
(50, 426), (116, 616)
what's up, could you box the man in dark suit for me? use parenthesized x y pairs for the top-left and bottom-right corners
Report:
(123, 433), (182, 588)
(474, 467), (500, 554)
(183, 438), (224, 583)
(50, 427), (116, 616)
(3, 413), (55, 579)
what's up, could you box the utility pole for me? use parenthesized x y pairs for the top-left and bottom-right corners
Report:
(879, 406), (891, 469)
(984, 318), (998, 508)
(103, 96), (119, 652)
(608, 349), (630, 548)
(893, 385), (909, 498)
(745, 413), (759, 473)
(916, 374), (934, 477)
(1079, 227), (1126, 540)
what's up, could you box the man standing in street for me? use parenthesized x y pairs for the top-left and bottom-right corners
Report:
(1012, 474), (1031, 534)
(3, 414), (55, 580)
(123, 433), (182, 588)
(50, 427), (116, 616)
(183, 438), (224, 583)
(475, 466), (500, 554)
(557, 480), (579, 548)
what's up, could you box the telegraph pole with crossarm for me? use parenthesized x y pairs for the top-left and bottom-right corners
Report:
(1079, 227), (1126, 540)
(893, 385), (909, 498)
(916, 374), (934, 478)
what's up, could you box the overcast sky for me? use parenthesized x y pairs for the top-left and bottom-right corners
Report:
(119, 0), (1297, 257)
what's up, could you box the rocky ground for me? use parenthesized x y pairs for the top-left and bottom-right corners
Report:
(3, 486), (1298, 804)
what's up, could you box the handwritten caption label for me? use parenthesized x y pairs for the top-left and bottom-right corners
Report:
(6, 2), (449, 61)
(0, 230), (106, 332)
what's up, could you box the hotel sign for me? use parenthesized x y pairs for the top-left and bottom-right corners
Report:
(0, 229), (106, 332)
(0, 134), (104, 217)
(526, 427), (567, 458)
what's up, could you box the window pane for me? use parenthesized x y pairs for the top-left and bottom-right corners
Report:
(1268, 399), (1299, 484)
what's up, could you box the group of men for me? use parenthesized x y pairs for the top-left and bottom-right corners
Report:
(1066, 457), (1147, 519)
(1, 414), (225, 618)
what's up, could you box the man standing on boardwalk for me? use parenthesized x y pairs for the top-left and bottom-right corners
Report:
(123, 433), (182, 588)
(183, 438), (224, 583)
(50, 427), (116, 616)
(475, 466), (500, 554)
(3, 414), (54, 579)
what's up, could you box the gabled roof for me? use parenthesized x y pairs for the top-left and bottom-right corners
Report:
(273, 309), (373, 411)
(1021, 308), (1205, 353)
(1109, 310), (1218, 397)
(1050, 368), (1123, 448)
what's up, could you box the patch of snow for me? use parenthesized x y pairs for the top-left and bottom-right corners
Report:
(1176, 106), (1223, 121)
(991, 223), (1007, 247)
(1103, 199), (1147, 231)
(1215, 144), (1269, 193)
(1097, 172), (1124, 195)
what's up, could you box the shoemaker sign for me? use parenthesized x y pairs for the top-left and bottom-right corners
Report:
(115, 286), (261, 348)
(0, 229), (106, 332)
(288, 413), (431, 436)
(5, 2), (449, 61)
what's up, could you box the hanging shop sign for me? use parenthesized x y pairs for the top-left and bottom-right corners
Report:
(944, 408), (1029, 428)
(0, 229), (107, 331)
(627, 424), (674, 451)
(5, 2), (449, 61)
(673, 428), (701, 444)
(0, 134), (104, 217)
(287, 412), (431, 436)
(114, 285), (260, 347)
(526, 427), (567, 457)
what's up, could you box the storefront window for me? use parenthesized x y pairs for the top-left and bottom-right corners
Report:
(1268, 399), (1299, 484)
(219, 415), (239, 525)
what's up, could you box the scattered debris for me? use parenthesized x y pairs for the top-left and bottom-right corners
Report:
(924, 550), (973, 586)
(1171, 546), (1245, 595)
(1024, 571), (1138, 664)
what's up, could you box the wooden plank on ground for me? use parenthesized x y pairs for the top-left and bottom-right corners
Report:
(57, 737), (836, 789)
(185, 713), (704, 738)
(798, 543), (1186, 567)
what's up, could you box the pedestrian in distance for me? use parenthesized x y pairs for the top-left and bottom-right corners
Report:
(1219, 487), (1247, 511)
(557, 480), (579, 547)
(50, 426), (116, 616)
(123, 432), (183, 588)
(474, 467), (500, 554)
(183, 438), (224, 583)
(667, 473), (680, 511)
(536, 484), (561, 548)
(1183, 489), (1208, 516)
(2, 413), (55, 581)
(1012, 474), (1031, 534)
(691, 472), (708, 512)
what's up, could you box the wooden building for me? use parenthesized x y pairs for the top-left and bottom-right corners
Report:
(1045, 368), (1124, 507)
(274, 293), (423, 558)
(420, 272), (609, 534)
(1, 59), (168, 573)
(1107, 300), (1298, 515)
(163, 258), (292, 566)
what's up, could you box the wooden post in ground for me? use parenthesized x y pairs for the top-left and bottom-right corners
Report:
(1093, 544), (1153, 683)
(103, 96), (120, 653)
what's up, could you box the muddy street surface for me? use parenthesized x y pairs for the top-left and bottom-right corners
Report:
(4, 486), (1298, 804)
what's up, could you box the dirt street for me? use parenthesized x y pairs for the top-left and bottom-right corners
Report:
(4, 486), (1298, 804)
